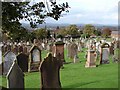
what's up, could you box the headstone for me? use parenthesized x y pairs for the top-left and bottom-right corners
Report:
(29, 45), (41, 72)
(3, 51), (16, 75)
(40, 53), (62, 89)
(54, 41), (65, 63)
(73, 55), (79, 63)
(113, 48), (120, 63)
(109, 43), (114, 55)
(12, 45), (18, 54)
(7, 60), (24, 89)
(70, 43), (78, 60)
(17, 53), (28, 72)
(85, 50), (96, 68)
(18, 46), (23, 53)
(100, 43), (110, 64)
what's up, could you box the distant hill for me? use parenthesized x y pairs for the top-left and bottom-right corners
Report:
(22, 23), (117, 31)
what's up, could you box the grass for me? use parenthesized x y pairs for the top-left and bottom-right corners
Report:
(0, 48), (118, 88)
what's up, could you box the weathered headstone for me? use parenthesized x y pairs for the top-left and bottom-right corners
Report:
(113, 48), (120, 63)
(85, 50), (96, 68)
(7, 60), (24, 89)
(17, 53), (28, 72)
(40, 53), (62, 89)
(3, 51), (16, 75)
(70, 43), (78, 60)
(73, 55), (79, 63)
(29, 45), (41, 72)
(54, 41), (65, 63)
(109, 43), (114, 55)
(18, 45), (23, 53)
(100, 43), (110, 64)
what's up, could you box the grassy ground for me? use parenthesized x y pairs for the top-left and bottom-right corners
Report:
(0, 48), (118, 88)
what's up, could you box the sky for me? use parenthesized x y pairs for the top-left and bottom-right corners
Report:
(29, 0), (119, 25)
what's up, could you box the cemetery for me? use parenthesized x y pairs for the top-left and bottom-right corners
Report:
(0, 37), (119, 89)
(0, 0), (119, 89)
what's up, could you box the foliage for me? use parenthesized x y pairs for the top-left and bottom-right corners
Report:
(83, 24), (95, 37)
(34, 28), (47, 39)
(66, 24), (79, 35)
(2, 1), (69, 41)
(102, 28), (112, 38)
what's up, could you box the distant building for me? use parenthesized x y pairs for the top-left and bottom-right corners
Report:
(111, 30), (120, 39)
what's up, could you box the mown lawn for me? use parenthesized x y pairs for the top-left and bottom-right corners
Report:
(0, 48), (118, 88)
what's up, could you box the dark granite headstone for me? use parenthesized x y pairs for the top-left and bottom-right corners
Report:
(7, 60), (24, 89)
(17, 53), (28, 72)
(40, 53), (62, 89)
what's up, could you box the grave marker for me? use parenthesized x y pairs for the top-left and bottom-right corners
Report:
(17, 53), (28, 72)
(7, 60), (24, 89)
(40, 53), (62, 89)
(3, 51), (16, 75)
(100, 43), (110, 64)
(29, 45), (41, 72)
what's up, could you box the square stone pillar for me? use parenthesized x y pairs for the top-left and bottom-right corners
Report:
(85, 50), (96, 68)
(54, 41), (65, 63)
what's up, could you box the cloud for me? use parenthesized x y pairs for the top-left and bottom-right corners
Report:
(31, 0), (119, 25)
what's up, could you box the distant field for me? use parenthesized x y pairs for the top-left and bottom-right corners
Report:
(0, 48), (119, 88)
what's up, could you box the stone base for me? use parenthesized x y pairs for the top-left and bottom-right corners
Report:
(85, 62), (96, 68)
(85, 64), (96, 68)
(101, 60), (109, 64)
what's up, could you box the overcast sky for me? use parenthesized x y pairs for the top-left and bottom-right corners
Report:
(30, 0), (119, 25)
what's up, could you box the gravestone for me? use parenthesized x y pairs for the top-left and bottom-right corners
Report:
(3, 51), (16, 75)
(67, 43), (71, 57)
(109, 43), (114, 55)
(17, 53), (28, 72)
(18, 46), (23, 53)
(78, 42), (83, 52)
(85, 50), (96, 68)
(12, 45), (18, 54)
(113, 48), (120, 63)
(70, 43), (78, 60)
(54, 41), (65, 63)
(29, 45), (41, 72)
(73, 55), (79, 63)
(100, 43), (110, 64)
(7, 60), (24, 89)
(40, 53), (62, 89)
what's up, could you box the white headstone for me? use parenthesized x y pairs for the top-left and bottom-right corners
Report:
(32, 48), (40, 62)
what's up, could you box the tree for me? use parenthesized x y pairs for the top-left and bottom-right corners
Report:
(66, 24), (79, 35)
(83, 24), (95, 37)
(2, 1), (69, 40)
(34, 28), (47, 39)
(102, 28), (112, 38)
(94, 29), (101, 36)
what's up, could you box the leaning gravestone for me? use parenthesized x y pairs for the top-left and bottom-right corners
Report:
(17, 53), (28, 72)
(29, 45), (41, 72)
(3, 51), (16, 75)
(100, 43), (110, 64)
(7, 60), (24, 89)
(39, 53), (62, 89)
